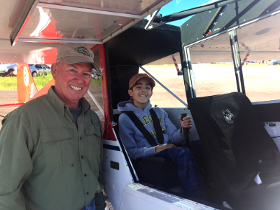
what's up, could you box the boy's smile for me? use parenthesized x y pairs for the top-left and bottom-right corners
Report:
(128, 78), (153, 110)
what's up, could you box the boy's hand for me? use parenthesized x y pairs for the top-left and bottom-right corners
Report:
(155, 144), (176, 153)
(179, 116), (192, 129)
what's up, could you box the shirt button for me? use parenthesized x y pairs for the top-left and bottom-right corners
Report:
(81, 155), (84, 159)
(80, 137), (82, 140)
(84, 174), (87, 177)
(86, 192), (89, 195)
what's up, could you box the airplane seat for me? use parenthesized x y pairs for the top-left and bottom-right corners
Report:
(113, 110), (181, 190)
(131, 157), (181, 189)
(188, 92), (280, 209)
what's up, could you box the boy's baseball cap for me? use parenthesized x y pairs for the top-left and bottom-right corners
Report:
(129, 74), (155, 89)
(56, 44), (99, 70)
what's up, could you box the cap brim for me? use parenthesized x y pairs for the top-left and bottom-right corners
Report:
(130, 75), (155, 88)
(62, 56), (100, 71)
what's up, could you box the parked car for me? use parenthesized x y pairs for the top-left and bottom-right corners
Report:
(28, 64), (51, 77)
(272, 60), (280, 65)
(0, 63), (17, 76)
(92, 69), (101, 79)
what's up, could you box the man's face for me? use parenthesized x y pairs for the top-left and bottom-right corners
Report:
(51, 60), (92, 108)
(128, 78), (153, 110)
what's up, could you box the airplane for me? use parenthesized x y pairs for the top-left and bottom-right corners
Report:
(16, 64), (55, 103)
(1, 0), (280, 209)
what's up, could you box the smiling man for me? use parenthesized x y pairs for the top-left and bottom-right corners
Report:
(0, 45), (105, 210)
(117, 73), (206, 200)
(52, 60), (92, 108)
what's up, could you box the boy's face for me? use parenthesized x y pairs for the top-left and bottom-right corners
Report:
(128, 78), (153, 110)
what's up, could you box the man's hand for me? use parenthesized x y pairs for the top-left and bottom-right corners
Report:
(155, 143), (176, 153)
(179, 115), (192, 129)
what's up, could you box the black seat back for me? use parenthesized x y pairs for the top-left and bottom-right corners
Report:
(188, 92), (279, 203)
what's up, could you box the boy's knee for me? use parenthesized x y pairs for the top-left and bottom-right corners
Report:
(167, 147), (192, 158)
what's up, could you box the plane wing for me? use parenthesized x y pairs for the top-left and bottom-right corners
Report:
(0, 0), (171, 64)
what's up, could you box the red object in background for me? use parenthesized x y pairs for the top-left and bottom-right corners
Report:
(32, 79), (55, 100)
(17, 64), (38, 103)
(17, 64), (55, 103)
(172, 54), (182, 73)
(0, 103), (24, 107)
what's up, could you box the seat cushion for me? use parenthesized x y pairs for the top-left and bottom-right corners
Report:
(134, 156), (181, 189)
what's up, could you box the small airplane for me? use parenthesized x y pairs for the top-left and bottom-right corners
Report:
(1, 0), (280, 209)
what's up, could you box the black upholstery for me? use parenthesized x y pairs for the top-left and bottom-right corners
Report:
(132, 157), (181, 189)
(188, 92), (280, 209)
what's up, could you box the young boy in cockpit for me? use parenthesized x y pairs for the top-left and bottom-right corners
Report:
(117, 73), (206, 200)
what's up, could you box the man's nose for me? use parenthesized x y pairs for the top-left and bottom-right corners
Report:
(76, 73), (84, 82)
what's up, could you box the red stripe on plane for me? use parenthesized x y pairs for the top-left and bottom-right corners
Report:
(0, 103), (24, 107)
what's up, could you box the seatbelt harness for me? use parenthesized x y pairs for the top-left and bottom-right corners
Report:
(124, 109), (164, 147)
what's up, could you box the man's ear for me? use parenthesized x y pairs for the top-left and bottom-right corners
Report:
(51, 63), (57, 79)
(128, 89), (133, 97)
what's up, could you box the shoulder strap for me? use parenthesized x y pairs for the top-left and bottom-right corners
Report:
(124, 111), (158, 147)
(149, 109), (164, 144)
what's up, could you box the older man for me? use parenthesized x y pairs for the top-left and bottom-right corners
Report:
(0, 45), (105, 210)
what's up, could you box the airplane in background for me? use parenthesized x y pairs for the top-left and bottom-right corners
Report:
(1, 0), (280, 209)
(16, 64), (55, 103)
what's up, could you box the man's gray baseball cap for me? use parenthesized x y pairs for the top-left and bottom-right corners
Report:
(56, 44), (99, 70)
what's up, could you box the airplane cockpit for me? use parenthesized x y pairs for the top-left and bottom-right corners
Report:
(1, 0), (280, 209)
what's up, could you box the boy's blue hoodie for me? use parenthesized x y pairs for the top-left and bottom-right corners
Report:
(118, 100), (185, 159)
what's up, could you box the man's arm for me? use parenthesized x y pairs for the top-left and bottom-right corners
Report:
(0, 115), (33, 210)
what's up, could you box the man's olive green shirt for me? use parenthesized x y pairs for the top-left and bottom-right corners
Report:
(0, 87), (105, 210)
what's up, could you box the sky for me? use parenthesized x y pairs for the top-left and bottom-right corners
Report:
(159, 0), (214, 26)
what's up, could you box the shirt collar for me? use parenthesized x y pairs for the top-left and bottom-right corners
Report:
(47, 86), (90, 116)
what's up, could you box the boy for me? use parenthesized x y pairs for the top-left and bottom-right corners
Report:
(117, 73), (206, 200)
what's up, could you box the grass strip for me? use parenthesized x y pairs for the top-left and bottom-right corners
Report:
(0, 74), (101, 90)
(0, 76), (17, 90)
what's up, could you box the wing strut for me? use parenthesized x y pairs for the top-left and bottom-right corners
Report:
(153, 0), (241, 24)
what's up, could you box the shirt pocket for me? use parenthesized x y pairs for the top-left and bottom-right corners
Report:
(40, 128), (77, 166)
(85, 123), (102, 162)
